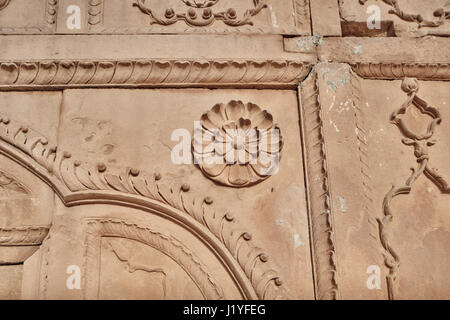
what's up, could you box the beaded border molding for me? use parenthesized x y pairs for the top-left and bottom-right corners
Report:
(0, 59), (312, 89)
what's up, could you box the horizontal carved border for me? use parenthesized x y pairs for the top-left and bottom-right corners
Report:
(351, 62), (450, 81)
(0, 226), (49, 246)
(0, 59), (312, 89)
(300, 72), (338, 300)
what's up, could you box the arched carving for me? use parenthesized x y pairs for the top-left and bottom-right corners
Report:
(0, 113), (287, 300)
(83, 219), (224, 300)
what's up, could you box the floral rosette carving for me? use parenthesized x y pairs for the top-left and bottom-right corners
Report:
(193, 100), (283, 187)
(133, 0), (267, 27)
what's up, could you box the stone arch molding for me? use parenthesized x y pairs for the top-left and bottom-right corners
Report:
(0, 112), (287, 300)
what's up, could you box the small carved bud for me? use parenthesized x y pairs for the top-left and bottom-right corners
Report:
(434, 8), (445, 17)
(243, 232), (252, 241)
(181, 183), (190, 192)
(165, 8), (175, 19)
(401, 78), (419, 94)
(204, 196), (213, 205)
(2, 117), (9, 124)
(40, 138), (48, 145)
(225, 212), (234, 221)
(259, 254), (269, 263)
(274, 278), (283, 286)
(226, 8), (237, 19)
(154, 173), (162, 181)
(130, 168), (140, 177)
(203, 8), (212, 19)
(188, 8), (197, 19)
(97, 163), (107, 173)
(63, 151), (72, 159)
(74, 160), (81, 167)
(21, 126), (29, 133)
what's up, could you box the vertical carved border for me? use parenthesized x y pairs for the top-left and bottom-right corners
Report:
(45, 0), (58, 28)
(294, 0), (310, 29)
(349, 70), (379, 252)
(299, 71), (339, 300)
(88, 0), (104, 31)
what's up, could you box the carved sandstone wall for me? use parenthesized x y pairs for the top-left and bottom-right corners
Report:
(0, 0), (449, 300)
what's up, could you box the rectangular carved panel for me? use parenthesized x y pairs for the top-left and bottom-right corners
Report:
(308, 62), (450, 299)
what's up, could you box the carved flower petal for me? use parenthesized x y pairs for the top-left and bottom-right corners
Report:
(222, 121), (237, 139)
(259, 128), (283, 154)
(203, 162), (227, 178)
(251, 110), (274, 130)
(215, 129), (229, 143)
(238, 118), (252, 132)
(215, 140), (233, 157)
(236, 149), (248, 165)
(193, 149), (214, 165)
(250, 153), (279, 177)
(246, 102), (262, 119)
(228, 164), (250, 186)
(245, 140), (259, 155)
(206, 108), (225, 128)
(201, 113), (219, 132)
(210, 103), (227, 121)
(225, 148), (237, 164)
(192, 130), (215, 154)
(225, 100), (246, 122)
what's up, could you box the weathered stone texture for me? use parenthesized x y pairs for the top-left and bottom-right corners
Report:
(0, 0), (449, 300)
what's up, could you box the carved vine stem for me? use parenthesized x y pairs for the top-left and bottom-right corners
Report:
(133, 0), (267, 27)
(359, 0), (450, 28)
(380, 78), (449, 300)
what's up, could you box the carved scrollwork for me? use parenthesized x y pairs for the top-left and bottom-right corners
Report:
(379, 78), (449, 300)
(133, 0), (267, 27)
(359, 0), (450, 28)
(193, 100), (283, 187)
